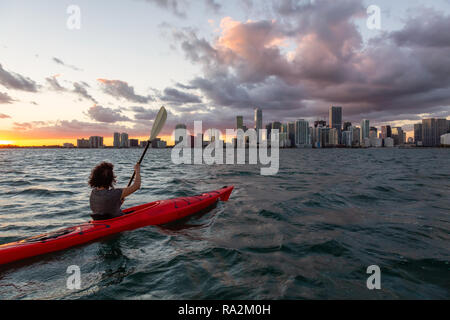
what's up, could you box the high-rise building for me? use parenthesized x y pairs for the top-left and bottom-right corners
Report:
(113, 132), (121, 148)
(295, 119), (310, 147)
(265, 123), (272, 140)
(89, 136), (103, 148)
(77, 139), (90, 148)
(314, 120), (327, 128)
(414, 123), (423, 145)
(287, 122), (295, 147)
(343, 122), (352, 132)
(120, 133), (129, 148)
(381, 126), (392, 139)
(329, 106), (342, 143)
(236, 116), (244, 130)
(342, 130), (353, 147)
(272, 122), (282, 132)
(352, 127), (361, 147)
(369, 127), (378, 138)
(422, 118), (448, 147)
(391, 127), (405, 146)
(130, 139), (139, 148)
(329, 128), (339, 146)
(254, 108), (262, 131)
(437, 118), (448, 138)
(360, 119), (370, 142)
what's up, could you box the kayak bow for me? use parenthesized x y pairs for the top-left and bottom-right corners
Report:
(0, 186), (234, 266)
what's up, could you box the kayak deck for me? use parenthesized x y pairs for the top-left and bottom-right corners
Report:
(0, 186), (234, 266)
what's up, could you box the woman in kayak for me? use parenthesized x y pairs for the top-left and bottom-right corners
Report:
(89, 162), (141, 221)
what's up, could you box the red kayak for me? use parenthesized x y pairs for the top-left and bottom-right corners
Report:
(0, 186), (234, 266)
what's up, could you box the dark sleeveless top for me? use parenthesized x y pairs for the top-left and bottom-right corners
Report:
(90, 188), (124, 221)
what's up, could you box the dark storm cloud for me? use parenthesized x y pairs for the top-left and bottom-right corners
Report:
(168, 0), (450, 125)
(390, 10), (450, 48)
(52, 57), (82, 71)
(160, 87), (202, 104)
(97, 79), (153, 104)
(86, 105), (131, 123)
(0, 91), (14, 104)
(0, 63), (38, 92)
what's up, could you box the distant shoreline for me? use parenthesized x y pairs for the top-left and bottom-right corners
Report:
(1, 146), (449, 150)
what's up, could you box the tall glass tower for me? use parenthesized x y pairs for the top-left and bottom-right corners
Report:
(329, 106), (342, 143)
(254, 108), (263, 131)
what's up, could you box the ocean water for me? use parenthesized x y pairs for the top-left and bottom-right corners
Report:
(0, 148), (449, 300)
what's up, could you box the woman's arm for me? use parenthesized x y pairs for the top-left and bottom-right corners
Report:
(121, 163), (141, 200)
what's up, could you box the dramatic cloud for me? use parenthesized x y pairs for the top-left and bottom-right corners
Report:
(97, 79), (153, 103)
(45, 76), (66, 91)
(160, 87), (202, 104)
(46, 77), (97, 102)
(0, 63), (38, 92)
(86, 105), (131, 123)
(168, 0), (450, 126)
(52, 57), (82, 71)
(73, 82), (97, 103)
(5, 119), (154, 139)
(0, 91), (14, 104)
(130, 106), (159, 120)
(0, 113), (10, 119)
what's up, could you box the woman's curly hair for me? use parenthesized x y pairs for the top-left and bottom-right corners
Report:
(89, 162), (117, 189)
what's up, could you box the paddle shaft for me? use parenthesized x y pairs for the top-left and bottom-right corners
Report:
(127, 140), (151, 187)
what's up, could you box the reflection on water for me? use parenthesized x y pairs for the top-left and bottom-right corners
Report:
(0, 148), (449, 299)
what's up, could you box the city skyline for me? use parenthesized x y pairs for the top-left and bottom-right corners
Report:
(1, 0), (450, 146)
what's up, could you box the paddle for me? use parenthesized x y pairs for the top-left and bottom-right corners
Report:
(127, 106), (167, 187)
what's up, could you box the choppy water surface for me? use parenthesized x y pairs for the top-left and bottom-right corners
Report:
(0, 148), (449, 299)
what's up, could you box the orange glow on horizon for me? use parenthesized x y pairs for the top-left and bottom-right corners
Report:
(0, 135), (176, 147)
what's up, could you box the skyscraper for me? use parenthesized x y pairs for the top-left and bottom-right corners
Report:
(422, 118), (448, 147)
(392, 127), (405, 146)
(422, 119), (437, 147)
(343, 122), (352, 132)
(381, 126), (392, 139)
(254, 108), (263, 131)
(272, 122), (282, 132)
(265, 123), (272, 140)
(120, 133), (129, 148)
(295, 119), (310, 146)
(113, 132), (121, 148)
(236, 116), (244, 130)
(329, 106), (342, 143)
(414, 123), (423, 145)
(89, 136), (103, 148)
(360, 119), (370, 142)
(352, 127), (361, 147)
(314, 120), (327, 128)
(287, 122), (295, 147)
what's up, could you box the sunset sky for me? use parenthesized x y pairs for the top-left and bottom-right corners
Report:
(1, 0), (450, 146)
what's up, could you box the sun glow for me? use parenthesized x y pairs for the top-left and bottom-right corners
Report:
(0, 140), (14, 145)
